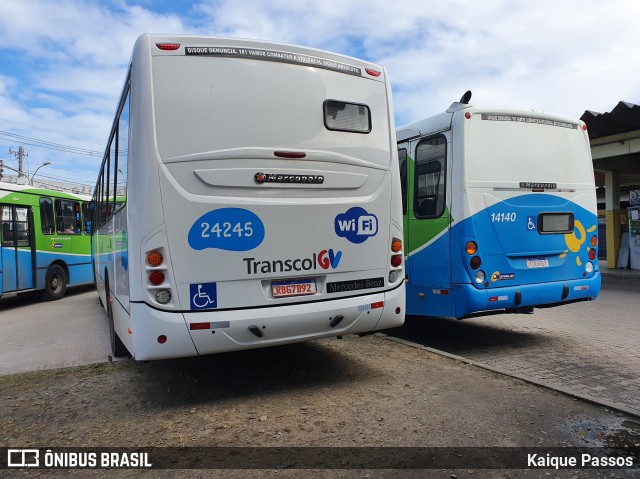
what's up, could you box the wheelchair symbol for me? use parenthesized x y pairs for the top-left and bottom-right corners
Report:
(527, 217), (537, 231)
(191, 283), (217, 309)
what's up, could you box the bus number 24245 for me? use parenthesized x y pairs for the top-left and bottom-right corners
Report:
(200, 222), (254, 238)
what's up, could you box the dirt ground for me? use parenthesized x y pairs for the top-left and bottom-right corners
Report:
(1, 334), (639, 478)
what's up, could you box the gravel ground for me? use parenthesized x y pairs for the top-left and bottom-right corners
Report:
(1, 334), (639, 478)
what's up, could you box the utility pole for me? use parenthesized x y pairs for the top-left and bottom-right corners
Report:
(9, 146), (28, 178)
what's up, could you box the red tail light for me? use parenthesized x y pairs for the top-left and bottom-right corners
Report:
(588, 248), (596, 261)
(149, 271), (165, 285)
(156, 43), (180, 51)
(391, 255), (402, 267)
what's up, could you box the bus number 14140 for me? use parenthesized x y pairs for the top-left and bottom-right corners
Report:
(490, 212), (517, 223)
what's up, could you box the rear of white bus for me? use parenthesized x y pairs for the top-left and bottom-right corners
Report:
(125, 35), (404, 360)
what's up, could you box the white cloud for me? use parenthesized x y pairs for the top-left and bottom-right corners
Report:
(0, 0), (639, 185)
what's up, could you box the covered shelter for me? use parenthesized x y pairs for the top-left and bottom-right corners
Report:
(581, 101), (640, 269)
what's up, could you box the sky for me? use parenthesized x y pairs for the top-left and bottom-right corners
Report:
(0, 0), (638, 191)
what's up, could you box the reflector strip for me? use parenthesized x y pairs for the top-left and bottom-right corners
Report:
(489, 295), (509, 302)
(371, 301), (384, 309)
(573, 286), (589, 291)
(190, 322), (211, 330)
(432, 289), (449, 295)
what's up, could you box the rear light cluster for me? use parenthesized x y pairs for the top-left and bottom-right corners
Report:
(586, 235), (598, 273)
(466, 240), (486, 285)
(389, 237), (404, 283)
(146, 248), (173, 305)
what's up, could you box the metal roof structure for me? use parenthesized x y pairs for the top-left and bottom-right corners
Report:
(581, 101), (640, 191)
(581, 101), (640, 140)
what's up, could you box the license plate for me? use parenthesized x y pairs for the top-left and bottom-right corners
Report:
(271, 279), (316, 298)
(525, 258), (549, 268)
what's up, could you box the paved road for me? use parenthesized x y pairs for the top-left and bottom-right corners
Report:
(0, 285), (110, 376)
(389, 276), (640, 416)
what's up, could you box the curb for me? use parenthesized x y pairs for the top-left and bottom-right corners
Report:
(379, 334), (640, 420)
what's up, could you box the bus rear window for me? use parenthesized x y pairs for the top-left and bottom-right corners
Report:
(324, 100), (371, 133)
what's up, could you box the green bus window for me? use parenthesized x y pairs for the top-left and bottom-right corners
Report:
(414, 136), (446, 219)
(40, 197), (55, 235)
(398, 148), (407, 215)
(55, 199), (82, 234)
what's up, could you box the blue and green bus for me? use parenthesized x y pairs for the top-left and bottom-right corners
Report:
(397, 94), (601, 319)
(1, 181), (93, 300)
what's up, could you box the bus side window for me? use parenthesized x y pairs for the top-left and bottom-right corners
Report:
(83, 202), (94, 234)
(40, 197), (55, 234)
(398, 148), (407, 215)
(2, 222), (12, 244)
(55, 199), (82, 234)
(414, 136), (446, 219)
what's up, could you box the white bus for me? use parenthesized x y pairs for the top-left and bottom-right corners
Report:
(398, 92), (600, 319)
(93, 34), (405, 360)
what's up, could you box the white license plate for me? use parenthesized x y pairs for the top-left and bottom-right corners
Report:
(271, 279), (316, 298)
(525, 258), (550, 268)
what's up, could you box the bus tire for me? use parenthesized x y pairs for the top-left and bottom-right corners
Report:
(105, 275), (129, 358)
(41, 264), (67, 301)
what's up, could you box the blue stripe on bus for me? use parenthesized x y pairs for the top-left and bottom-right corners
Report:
(406, 194), (600, 318)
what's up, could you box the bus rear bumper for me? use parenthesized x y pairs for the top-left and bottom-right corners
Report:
(131, 285), (405, 360)
(453, 272), (601, 319)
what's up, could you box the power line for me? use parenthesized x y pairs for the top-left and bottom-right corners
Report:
(0, 131), (102, 156)
(0, 117), (103, 147)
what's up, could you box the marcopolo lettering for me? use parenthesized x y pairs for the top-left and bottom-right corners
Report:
(519, 182), (557, 190)
(254, 172), (324, 185)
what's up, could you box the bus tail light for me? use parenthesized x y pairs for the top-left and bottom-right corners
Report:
(156, 289), (172, 304)
(389, 237), (403, 283)
(465, 241), (477, 255)
(389, 270), (403, 283)
(156, 43), (180, 51)
(470, 256), (481, 270)
(588, 248), (596, 261)
(475, 270), (485, 284)
(145, 247), (174, 307)
(149, 271), (165, 285)
(590, 235), (598, 247)
(147, 251), (163, 267)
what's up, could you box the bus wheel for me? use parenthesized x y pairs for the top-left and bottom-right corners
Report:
(41, 264), (67, 301)
(106, 277), (129, 358)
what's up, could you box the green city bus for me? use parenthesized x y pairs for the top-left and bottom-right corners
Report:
(1, 181), (93, 300)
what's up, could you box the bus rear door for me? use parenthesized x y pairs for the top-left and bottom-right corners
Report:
(403, 132), (454, 316)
